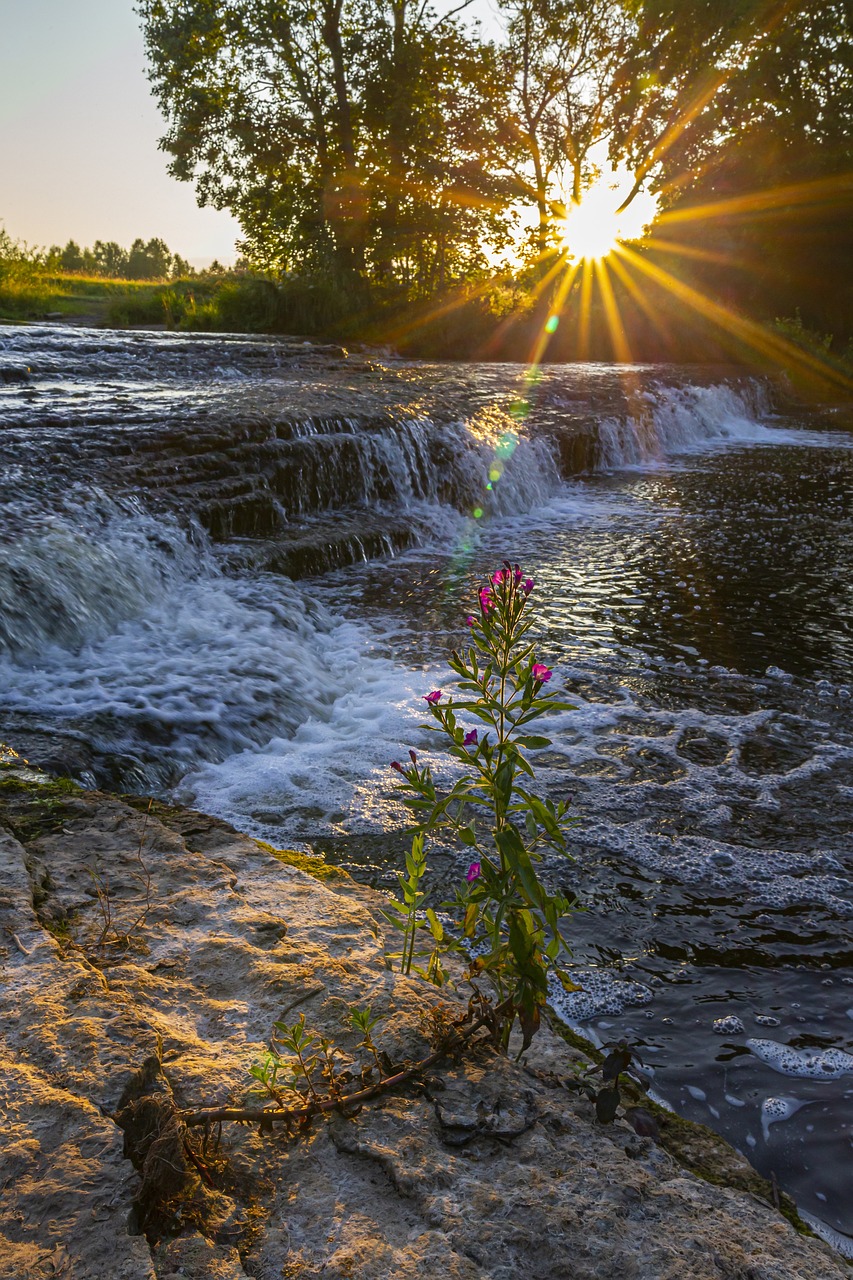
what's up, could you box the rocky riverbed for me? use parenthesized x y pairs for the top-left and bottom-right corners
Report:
(0, 764), (848, 1280)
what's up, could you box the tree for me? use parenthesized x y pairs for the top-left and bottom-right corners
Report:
(170, 252), (195, 277)
(126, 237), (173, 278)
(59, 240), (85, 272)
(93, 240), (130, 277)
(498, 0), (632, 259)
(137, 0), (514, 291)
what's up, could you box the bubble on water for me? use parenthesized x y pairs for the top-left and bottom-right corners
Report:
(712, 1015), (745, 1035)
(761, 1095), (806, 1140)
(547, 968), (653, 1023)
(755, 1014), (781, 1027)
(686, 1084), (706, 1102)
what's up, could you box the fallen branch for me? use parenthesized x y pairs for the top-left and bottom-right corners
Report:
(182, 1011), (495, 1130)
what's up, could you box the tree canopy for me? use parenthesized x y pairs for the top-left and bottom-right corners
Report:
(139, 0), (851, 342)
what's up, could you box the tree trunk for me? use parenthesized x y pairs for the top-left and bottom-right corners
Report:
(321, 0), (367, 279)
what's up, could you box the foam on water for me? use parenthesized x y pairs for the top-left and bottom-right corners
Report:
(546, 967), (654, 1023)
(747, 1039), (853, 1080)
(0, 504), (419, 788)
(593, 380), (852, 469)
(761, 1096), (807, 1140)
(713, 1016), (745, 1036)
(800, 1213), (853, 1261)
(178, 649), (425, 840)
(0, 501), (202, 660)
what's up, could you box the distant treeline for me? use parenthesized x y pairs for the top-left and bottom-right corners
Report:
(44, 237), (221, 281)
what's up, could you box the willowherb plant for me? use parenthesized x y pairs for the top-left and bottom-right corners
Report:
(388, 561), (579, 1049)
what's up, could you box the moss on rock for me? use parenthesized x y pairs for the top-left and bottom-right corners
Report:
(256, 839), (350, 883)
(0, 771), (84, 845)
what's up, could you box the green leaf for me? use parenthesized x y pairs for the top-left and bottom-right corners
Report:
(514, 735), (552, 749)
(595, 1086), (621, 1124)
(494, 827), (542, 906)
(425, 908), (444, 941)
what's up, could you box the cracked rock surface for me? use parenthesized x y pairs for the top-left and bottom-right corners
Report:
(0, 778), (847, 1280)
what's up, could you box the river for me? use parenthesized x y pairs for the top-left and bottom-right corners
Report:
(1, 323), (852, 1250)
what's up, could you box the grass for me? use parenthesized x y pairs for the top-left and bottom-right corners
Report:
(0, 268), (180, 324)
(0, 265), (347, 334)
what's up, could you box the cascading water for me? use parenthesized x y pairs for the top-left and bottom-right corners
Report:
(2, 323), (852, 1252)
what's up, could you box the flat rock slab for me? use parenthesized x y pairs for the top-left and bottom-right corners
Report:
(0, 781), (846, 1280)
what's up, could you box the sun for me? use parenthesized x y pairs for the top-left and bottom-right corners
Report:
(558, 163), (659, 261)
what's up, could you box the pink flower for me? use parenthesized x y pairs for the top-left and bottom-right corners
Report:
(423, 690), (442, 704)
(523, 578), (534, 594)
(514, 565), (523, 582)
(464, 729), (478, 746)
(466, 861), (481, 882)
(466, 615), (475, 627)
(532, 663), (552, 683)
(491, 569), (505, 586)
(479, 588), (493, 612)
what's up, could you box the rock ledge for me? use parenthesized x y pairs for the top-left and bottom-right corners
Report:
(0, 774), (847, 1280)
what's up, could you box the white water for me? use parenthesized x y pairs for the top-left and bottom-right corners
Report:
(2, 375), (850, 831)
(594, 380), (848, 468)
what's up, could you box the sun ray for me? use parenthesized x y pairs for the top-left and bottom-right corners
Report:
(618, 244), (853, 393)
(655, 171), (853, 228)
(594, 259), (632, 363)
(576, 260), (595, 361)
(380, 232), (575, 349)
(607, 249), (677, 352)
(641, 237), (746, 269)
(525, 257), (580, 369)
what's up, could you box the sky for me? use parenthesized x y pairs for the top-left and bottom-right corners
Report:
(0, 0), (240, 266)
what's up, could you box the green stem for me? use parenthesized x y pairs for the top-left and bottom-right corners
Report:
(294, 1044), (319, 1101)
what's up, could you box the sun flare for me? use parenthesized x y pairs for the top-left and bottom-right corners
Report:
(559, 164), (659, 261)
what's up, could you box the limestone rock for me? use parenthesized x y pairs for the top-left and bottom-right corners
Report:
(0, 779), (846, 1279)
